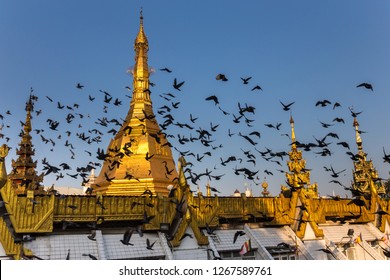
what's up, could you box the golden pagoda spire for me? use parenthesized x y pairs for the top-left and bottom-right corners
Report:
(132, 8), (150, 103)
(93, 11), (178, 196)
(285, 116), (318, 197)
(9, 92), (44, 194)
(351, 117), (385, 196)
(353, 117), (363, 152)
(290, 114), (296, 150)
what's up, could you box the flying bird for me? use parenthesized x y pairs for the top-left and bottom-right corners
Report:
(329, 166), (346, 178)
(233, 230), (246, 244)
(205, 95), (219, 105)
(160, 67), (172, 73)
(280, 101), (295, 111)
(316, 248), (337, 259)
(216, 73), (228, 81)
(120, 228), (134, 245)
(146, 238), (157, 250)
(315, 99), (331, 107)
(356, 82), (373, 91)
(179, 233), (193, 241)
(76, 83), (84, 89)
(240, 76), (252, 84)
(82, 253), (98, 260)
(87, 230), (96, 241)
(173, 78), (185, 91)
(333, 102), (341, 109)
(251, 85), (262, 91)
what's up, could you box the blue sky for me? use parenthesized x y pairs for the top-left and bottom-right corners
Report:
(0, 1), (389, 197)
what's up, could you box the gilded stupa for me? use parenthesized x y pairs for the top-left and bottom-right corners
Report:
(351, 117), (385, 196)
(8, 93), (44, 195)
(93, 12), (178, 196)
(284, 115), (318, 198)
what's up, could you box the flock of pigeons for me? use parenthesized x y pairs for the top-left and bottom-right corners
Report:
(0, 66), (389, 198)
(3, 69), (390, 260)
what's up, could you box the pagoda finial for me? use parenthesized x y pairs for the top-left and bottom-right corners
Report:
(132, 8), (150, 102)
(290, 114), (296, 149)
(135, 8), (148, 45)
(353, 117), (363, 151)
(23, 92), (34, 137)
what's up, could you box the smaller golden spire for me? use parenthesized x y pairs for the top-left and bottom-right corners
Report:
(290, 114), (296, 149)
(23, 94), (34, 137)
(206, 182), (211, 197)
(261, 177), (269, 197)
(353, 117), (363, 151)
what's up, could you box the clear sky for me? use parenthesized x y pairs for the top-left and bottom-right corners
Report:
(0, 1), (389, 197)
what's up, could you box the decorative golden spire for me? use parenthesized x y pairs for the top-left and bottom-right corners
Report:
(290, 114), (296, 149)
(353, 117), (363, 152)
(9, 92), (44, 194)
(132, 9), (150, 102)
(206, 182), (211, 197)
(351, 117), (385, 196)
(135, 9), (148, 45)
(93, 11), (178, 196)
(285, 116), (318, 197)
(261, 177), (270, 197)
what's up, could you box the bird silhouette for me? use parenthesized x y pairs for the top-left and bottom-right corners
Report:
(120, 228), (134, 245)
(205, 95), (219, 105)
(82, 253), (97, 260)
(315, 99), (331, 107)
(216, 73), (228, 81)
(356, 82), (373, 91)
(160, 67), (172, 73)
(280, 101), (295, 111)
(333, 102), (342, 109)
(173, 78), (185, 91)
(206, 248), (222, 260)
(145, 152), (154, 161)
(233, 230), (246, 244)
(240, 76), (252, 84)
(142, 211), (155, 224)
(329, 165), (346, 178)
(380, 246), (390, 258)
(383, 147), (390, 164)
(76, 83), (84, 89)
(251, 85), (262, 91)
(316, 248), (336, 259)
(347, 197), (366, 208)
(179, 233), (193, 241)
(146, 238), (157, 250)
(205, 223), (216, 235)
(87, 230), (96, 241)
